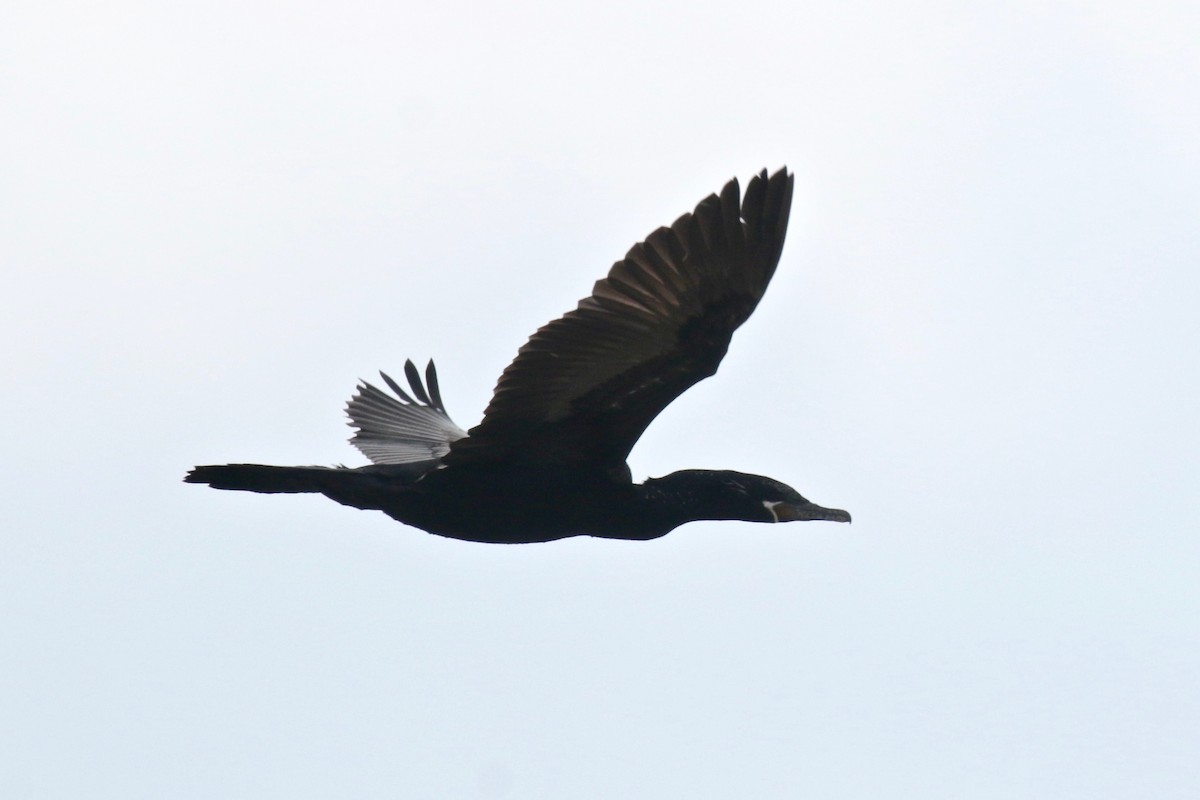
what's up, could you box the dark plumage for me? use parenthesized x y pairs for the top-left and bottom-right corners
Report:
(185, 168), (850, 543)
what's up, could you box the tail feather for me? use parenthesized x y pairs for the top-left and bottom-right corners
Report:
(185, 464), (336, 494)
(184, 462), (432, 513)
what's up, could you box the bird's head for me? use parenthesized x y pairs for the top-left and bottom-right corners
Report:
(643, 469), (851, 525)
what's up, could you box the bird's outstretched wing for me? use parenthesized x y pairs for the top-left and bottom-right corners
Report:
(446, 168), (794, 468)
(346, 359), (467, 464)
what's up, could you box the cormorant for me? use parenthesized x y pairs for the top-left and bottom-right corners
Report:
(185, 168), (850, 543)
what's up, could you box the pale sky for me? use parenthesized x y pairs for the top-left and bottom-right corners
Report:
(3, 1), (1198, 797)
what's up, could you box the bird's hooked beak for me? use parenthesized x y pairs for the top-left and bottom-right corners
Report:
(767, 499), (852, 523)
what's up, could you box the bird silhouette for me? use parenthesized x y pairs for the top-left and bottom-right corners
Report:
(186, 168), (850, 543)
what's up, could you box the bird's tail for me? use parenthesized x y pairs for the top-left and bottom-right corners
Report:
(184, 462), (431, 512)
(184, 464), (339, 494)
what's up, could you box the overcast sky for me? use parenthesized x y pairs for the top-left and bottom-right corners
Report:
(3, 1), (1198, 797)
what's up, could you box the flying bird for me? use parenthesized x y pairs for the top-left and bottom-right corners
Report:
(185, 168), (850, 543)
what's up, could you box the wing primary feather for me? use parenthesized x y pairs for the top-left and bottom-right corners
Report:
(404, 359), (433, 405)
(741, 169), (767, 231)
(380, 371), (418, 405)
(425, 360), (447, 412)
(719, 176), (743, 256)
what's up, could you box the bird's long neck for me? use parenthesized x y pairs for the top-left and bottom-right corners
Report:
(630, 470), (750, 533)
(575, 472), (718, 541)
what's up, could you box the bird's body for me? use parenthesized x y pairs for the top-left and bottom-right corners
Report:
(186, 168), (850, 543)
